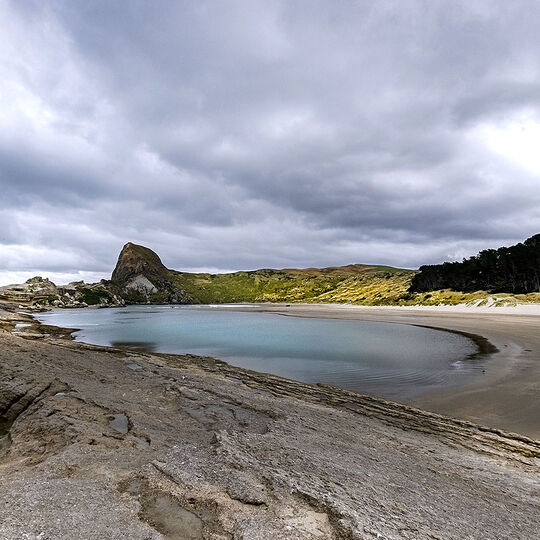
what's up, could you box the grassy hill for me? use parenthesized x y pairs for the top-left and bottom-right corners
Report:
(110, 243), (416, 305)
(5, 241), (540, 309)
(166, 265), (414, 304)
(108, 243), (540, 307)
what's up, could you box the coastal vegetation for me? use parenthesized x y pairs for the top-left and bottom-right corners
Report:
(106, 242), (540, 307)
(3, 237), (540, 309)
(108, 243), (416, 305)
(411, 234), (540, 294)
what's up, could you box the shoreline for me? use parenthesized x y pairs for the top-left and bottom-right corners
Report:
(35, 303), (500, 394)
(1, 304), (539, 538)
(4, 303), (540, 447)
(182, 302), (540, 438)
(28, 301), (540, 438)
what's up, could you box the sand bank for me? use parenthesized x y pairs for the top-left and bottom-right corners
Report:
(209, 303), (540, 439)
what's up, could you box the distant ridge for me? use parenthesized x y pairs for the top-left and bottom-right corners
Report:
(3, 238), (540, 308)
(108, 242), (413, 305)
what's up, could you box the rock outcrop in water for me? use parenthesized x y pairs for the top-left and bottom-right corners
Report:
(109, 242), (181, 304)
(111, 242), (169, 287)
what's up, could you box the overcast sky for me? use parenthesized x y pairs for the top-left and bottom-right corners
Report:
(1, 1), (540, 285)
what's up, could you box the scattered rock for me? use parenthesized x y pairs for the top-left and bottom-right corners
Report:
(108, 414), (129, 435)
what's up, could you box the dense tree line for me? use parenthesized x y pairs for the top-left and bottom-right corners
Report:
(409, 234), (540, 293)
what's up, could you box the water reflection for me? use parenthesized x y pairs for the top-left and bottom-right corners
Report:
(111, 341), (157, 352)
(36, 306), (491, 401)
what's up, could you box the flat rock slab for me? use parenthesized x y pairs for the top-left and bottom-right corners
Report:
(0, 310), (538, 539)
(108, 414), (129, 434)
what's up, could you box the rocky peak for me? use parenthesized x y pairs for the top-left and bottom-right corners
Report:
(111, 242), (169, 285)
(25, 276), (54, 285)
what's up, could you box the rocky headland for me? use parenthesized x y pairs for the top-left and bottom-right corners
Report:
(0, 276), (123, 310)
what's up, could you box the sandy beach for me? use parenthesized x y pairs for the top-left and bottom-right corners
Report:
(211, 303), (540, 439)
(1, 304), (539, 538)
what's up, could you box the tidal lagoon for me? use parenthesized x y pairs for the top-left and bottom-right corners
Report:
(37, 305), (484, 401)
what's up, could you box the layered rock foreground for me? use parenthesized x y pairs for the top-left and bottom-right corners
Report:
(1, 308), (539, 539)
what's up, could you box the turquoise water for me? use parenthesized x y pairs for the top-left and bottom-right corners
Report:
(36, 305), (486, 400)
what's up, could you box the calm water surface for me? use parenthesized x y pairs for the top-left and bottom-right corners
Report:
(36, 305), (487, 400)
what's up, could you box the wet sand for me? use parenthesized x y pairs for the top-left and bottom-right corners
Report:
(203, 303), (540, 439)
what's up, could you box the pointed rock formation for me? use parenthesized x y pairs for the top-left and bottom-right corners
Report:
(111, 242), (169, 285)
(110, 242), (175, 301)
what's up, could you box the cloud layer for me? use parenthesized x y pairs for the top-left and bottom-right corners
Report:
(1, 0), (540, 284)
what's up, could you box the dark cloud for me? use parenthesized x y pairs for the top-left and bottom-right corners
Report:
(1, 0), (540, 283)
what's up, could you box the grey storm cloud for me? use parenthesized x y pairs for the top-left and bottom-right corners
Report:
(1, 0), (540, 284)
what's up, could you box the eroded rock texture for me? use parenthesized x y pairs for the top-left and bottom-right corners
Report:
(0, 310), (539, 539)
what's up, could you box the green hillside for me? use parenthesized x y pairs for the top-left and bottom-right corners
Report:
(168, 266), (414, 304)
(110, 243), (416, 305)
(5, 241), (540, 308)
(106, 243), (540, 307)
(104, 242), (540, 307)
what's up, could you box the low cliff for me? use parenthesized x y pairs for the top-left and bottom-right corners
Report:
(0, 276), (122, 309)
